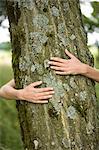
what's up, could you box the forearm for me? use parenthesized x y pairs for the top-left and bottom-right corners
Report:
(0, 84), (19, 100)
(0, 79), (21, 100)
(82, 64), (99, 82)
(0, 79), (54, 103)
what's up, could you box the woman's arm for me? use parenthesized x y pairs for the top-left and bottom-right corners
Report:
(48, 50), (99, 82)
(82, 65), (99, 82)
(0, 79), (17, 99)
(0, 79), (54, 103)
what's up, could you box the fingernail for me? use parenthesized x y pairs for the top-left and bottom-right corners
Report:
(49, 95), (52, 97)
(50, 94), (53, 96)
(48, 61), (51, 64)
(50, 66), (53, 68)
(50, 57), (54, 59)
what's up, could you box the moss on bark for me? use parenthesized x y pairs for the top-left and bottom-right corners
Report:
(6, 0), (98, 149)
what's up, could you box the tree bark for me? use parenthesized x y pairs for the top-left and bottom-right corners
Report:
(6, 0), (98, 149)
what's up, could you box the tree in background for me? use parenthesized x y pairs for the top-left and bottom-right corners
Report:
(5, 0), (98, 149)
(0, 0), (6, 25)
(81, 0), (99, 62)
(82, 1), (99, 33)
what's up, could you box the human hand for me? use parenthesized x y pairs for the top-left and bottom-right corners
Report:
(49, 50), (86, 75)
(18, 81), (54, 103)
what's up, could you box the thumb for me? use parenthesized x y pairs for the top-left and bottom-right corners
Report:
(65, 49), (74, 58)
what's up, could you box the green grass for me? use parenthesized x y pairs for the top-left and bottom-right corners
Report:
(96, 83), (99, 101)
(90, 47), (99, 101)
(0, 42), (11, 51)
(0, 63), (23, 150)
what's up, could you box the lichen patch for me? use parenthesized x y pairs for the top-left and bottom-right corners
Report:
(86, 122), (94, 135)
(33, 14), (49, 30)
(30, 32), (48, 53)
(67, 106), (76, 119)
(51, 6), (59, 17)
(79, 91), (87, 101)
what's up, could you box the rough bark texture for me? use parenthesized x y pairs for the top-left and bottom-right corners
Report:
(6, 0), (98, 150)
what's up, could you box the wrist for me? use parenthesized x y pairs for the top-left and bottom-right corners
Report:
(80, 63), (88, 75)
(16, 89), (24, 100)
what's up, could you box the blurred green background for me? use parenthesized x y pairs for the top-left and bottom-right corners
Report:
(0, 0), (99, 150)
(0, 51), (24, 150)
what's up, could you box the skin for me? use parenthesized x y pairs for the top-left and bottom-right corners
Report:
(0, 49), (99, 103)
(0, 79), (54, 104)
(49, 49), (99, 82)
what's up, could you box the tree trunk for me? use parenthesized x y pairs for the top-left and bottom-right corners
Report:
(6, 0), (98, 149)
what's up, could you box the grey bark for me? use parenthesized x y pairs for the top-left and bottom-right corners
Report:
(6, 0), (98, 150)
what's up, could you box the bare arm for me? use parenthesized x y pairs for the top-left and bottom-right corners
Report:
(0, 79), (54, 103)
(83, 65), (99, 82)
(49, 50), (99, 83)
(0, 79), (18, 100)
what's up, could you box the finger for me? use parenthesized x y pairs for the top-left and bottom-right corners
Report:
(32, 100), (48, 104)
(50, 57), (66, 63)
(50, 66), (65, 71)
(22, 98), (48, 104)
(55, 71), (70, 75)
(30, 81), (42, 87)
(39, 95), (53, 100)
(50, 60), (71, 66)
(37, 91), (55, 97)
(35, 87), (54, 93)
(35, 92), (55, 99)
(48, 61), (65, 67)
(65, 49), (75, 58)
